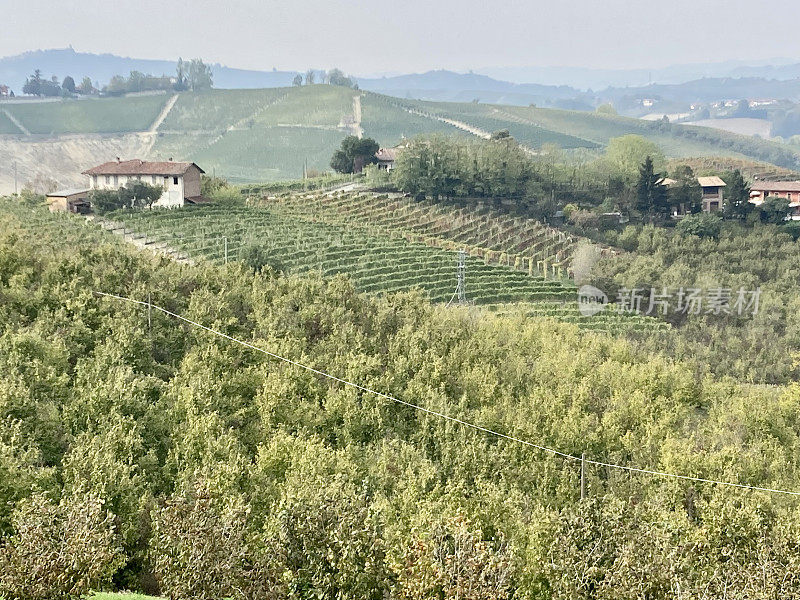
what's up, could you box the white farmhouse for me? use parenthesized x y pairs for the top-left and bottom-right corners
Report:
(82, 159), (206, 208)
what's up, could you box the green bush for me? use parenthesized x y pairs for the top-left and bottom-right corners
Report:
(0, 493), (125, 600)
(675, 212), (722, 238)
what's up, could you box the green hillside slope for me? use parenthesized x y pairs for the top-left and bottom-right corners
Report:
(5, 86), (800, 181)
(3, 94), (168, 134)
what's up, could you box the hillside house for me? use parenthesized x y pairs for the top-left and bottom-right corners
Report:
(375, 147), (399, 170)
(662, 175), (726, 215)
(46, 188), (91, 214)
(82, 159), (206, 208)
(749, 181), (800, 218)
(697, 176), (726, 212)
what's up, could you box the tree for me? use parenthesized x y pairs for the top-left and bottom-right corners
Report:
(305, 69), (316, 85)
(0, 492), (125, 599)
(675, 212), (722, 238)
(118, 180), (163, 210)
(330, 136), (380, 173)
(22, 69), (42, 96)
(292, 73), (303, 86)
(595, 103), (617, 116)
(326, 68), (354, 88)
(723, 169), (753, 220)
(79, 76), (94, 94)
(760, 195), (792, 224)
(62, 75), (76, 94)
(635, 156), (668, 219)
(605, 135), (666, 181)
(668, 165), (702, 214)
(187, 59), (213, 91)
(89, 181), (163, 213)
(175, 58), (188, 91)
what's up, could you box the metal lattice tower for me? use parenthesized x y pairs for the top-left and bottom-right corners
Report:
(456, 249), (467, 304)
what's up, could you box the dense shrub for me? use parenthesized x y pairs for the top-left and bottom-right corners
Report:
(0, 493), (125, 600)
(674, 212), (722, 238)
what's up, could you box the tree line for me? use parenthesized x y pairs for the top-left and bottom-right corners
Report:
(20, 58), (213, 98)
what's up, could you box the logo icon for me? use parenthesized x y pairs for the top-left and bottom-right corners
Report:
(577, 285), (608, 317)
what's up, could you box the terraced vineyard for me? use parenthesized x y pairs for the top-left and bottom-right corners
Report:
(483, 301), (670, 333)
(259, 190), (583, 275)
(106, 200), (667, 334)
(115, 204), (576, 304)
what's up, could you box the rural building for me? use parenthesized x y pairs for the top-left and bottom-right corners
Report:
(46, 188), (91, 214)
(82, 159), (206, 208)
(375, 148), (399, 170)
(697, 176), (726, 212)
(662, 175), (726, 215)
(749, 181), (800, 218)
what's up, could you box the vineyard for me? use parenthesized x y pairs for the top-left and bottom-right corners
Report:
(260, 190), (582, 274)
(2, 94), (169, 134)
(112, 203), (576, 304)
(107, 198), (666, 333)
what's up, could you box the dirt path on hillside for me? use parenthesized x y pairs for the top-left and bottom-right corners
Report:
(352, 94), (363, 138)
(2, 109), (30, 135)
(400, 105), (538, 155)
(148, 94), (179, 133)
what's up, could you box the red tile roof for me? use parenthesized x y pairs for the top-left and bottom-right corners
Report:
(82, 159), (204, 176)
(751, 181), (800, 193)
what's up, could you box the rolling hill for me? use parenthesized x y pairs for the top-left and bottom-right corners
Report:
(2, 84), (800, 192)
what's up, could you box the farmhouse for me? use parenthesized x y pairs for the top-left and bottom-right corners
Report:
(46, 188), (91, 214)
(662, 175), (726, 215)
(375, 147), (399, 170)
(82, 159), (206, 208)
(749, 181), (800, 218)
(697, 176), (726, 213)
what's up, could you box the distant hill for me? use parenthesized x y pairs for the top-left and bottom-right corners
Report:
(479, 58), (800, 89)
(6, 49), (800, 115)
(356, 70), (588, 107)
(0, 47), (298, 93)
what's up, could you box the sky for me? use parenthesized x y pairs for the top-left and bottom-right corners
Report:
(2, 0), (800, 75)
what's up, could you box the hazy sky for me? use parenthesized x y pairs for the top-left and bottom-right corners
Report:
(3, 0), (800, 75)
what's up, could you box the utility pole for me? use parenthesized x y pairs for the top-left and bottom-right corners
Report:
(223, 236), (228, 264)
(456, 249), (466, 304)
(13, 161), (17, 195)
(147, 292), (152, 331)
(580, 452), (586, 500)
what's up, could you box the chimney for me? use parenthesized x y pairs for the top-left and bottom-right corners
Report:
(169, 157), (173, 161)
(116, 156), (120, 162)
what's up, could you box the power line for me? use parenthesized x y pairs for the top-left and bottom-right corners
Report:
(93, 290), (800, 498)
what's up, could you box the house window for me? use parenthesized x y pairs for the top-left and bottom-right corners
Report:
(105, 175), (110, 184)
(151, 175), (157, 184)
(93, 175), (98, 186)
(173, 176), (178, 185)
(113, 175), (118, 186)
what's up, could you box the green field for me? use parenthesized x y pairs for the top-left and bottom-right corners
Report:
(3, 94), (169, 134)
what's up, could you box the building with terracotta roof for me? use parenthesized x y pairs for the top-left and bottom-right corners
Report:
(82, 159), (206, 208)
(749, 181), (800, 219)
